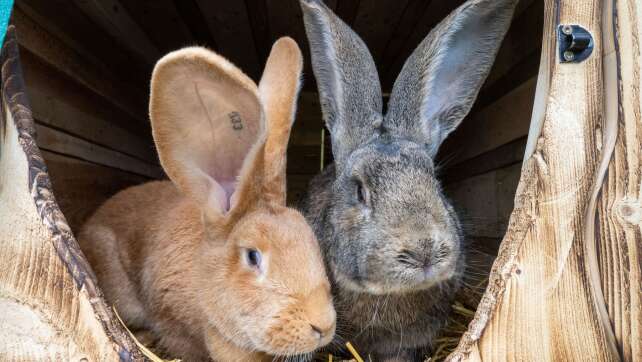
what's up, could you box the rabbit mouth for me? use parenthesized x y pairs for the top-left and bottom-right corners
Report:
(330, 259), (458, 295)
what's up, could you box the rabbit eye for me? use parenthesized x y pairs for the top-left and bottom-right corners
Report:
(355, 180), (369, 205)
(245, 249), (262, 268)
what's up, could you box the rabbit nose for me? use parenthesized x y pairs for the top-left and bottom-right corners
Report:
(397, 248), (431, 268)
(304, 284), (337, 344)
(310, 322), (335, 339)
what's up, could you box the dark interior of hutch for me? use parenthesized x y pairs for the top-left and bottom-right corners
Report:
(12, 0), (544, 272)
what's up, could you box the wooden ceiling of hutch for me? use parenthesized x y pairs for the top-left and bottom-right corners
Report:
(16, 0), (540, 94)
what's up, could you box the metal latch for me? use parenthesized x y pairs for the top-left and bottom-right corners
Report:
(558, 24), (594, 63)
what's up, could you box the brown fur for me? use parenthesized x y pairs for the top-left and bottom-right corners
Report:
(78, 38), (335, 361)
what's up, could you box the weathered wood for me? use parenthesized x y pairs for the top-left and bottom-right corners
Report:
(72, 0), (161, 64)
(11, 7), (148, 123)
(596, 0), (642, 359)
(19, 48), (156, 163)
(34, 124), (163, 179)
(446, 0), (622, 360)
(42, 151), (146, 233)
(441, 137), (526, 184)
(15, 0), (149, 88)
(441, 76), (536, 164)
(0, 28), (143, 361)
(445, 163), (521, 239)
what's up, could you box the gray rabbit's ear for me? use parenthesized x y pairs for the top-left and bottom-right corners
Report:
(385, 0), (518, 157)
(300, 0), (383, 166)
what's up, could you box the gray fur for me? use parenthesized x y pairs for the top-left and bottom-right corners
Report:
(300, 0), (516, 360)
(386, 0), (518, 157)
(300, 0), (383, 167)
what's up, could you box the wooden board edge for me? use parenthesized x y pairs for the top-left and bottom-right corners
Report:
(0, 26), (143, 360)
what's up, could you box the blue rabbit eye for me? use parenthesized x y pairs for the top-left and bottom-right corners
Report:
(246, 249), (261, 267)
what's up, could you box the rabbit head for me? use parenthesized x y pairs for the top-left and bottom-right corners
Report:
(149, 38), (335, 355)
(300, 0), (516, 295)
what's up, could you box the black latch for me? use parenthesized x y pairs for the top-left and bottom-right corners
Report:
(558, 24), (594, 63)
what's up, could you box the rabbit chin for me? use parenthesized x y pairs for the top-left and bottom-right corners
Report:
(330, 259), (459, 295)
(218, 322), (326, 357)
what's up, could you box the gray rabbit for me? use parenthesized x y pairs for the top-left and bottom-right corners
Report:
(299, 0), (517, 360)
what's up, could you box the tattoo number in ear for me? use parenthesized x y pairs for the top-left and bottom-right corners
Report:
(228, 111), (243, 131)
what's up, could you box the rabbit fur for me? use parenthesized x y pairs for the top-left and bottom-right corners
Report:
(78, 38), (336, 362)
(299, 0), (518, 360)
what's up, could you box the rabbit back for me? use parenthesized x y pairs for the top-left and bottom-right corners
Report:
(78, 181), (210, 360)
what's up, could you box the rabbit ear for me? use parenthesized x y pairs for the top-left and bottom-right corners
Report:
(385, 0), (517, 157)
(149, 47), (265, 218)
(300, 0), (383, 166)
(257, 37), (303, 206)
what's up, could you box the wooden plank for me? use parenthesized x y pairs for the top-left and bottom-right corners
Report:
(11, 7), (148, 123)
(35, 124), (163, 179)
(42, 151), (147, 232)
(195, 0), (261, 80)
(441, 136), (526, 184)
(19, 48), (156, 163)
(447, 0), (620, 359)
(0, 29), (143, 359)
(440, 76), (536, 165)
(15, 0), (149, 88)
(474, 50), (540, 112)
(72, 0), (161, 64)
(595, 0), (642, 359)
(351, 0), (409, 66)
(445, 163), (521, 239)
(119, 0), (194, 54)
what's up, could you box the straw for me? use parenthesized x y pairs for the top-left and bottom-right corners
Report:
(112, 306), (181, 362)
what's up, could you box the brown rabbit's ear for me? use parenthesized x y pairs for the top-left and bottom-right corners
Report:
(256, 37), (303, 206)
(150, 47), (265, 218)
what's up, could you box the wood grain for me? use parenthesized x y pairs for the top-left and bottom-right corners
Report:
(446, 0), (622, 360)
(15, 0), (150, 89)
(0, 28), (143, 360)
(597, 0), (642, 359)
(43, 151), (147, 234)
(445, 163), (521, 239)
(19, 48), (156, 163)
(441, 76), (536, 164)
(11, 7), (148, 123)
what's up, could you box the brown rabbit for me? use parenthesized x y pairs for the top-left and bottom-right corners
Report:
(78, 38), (336, 362)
